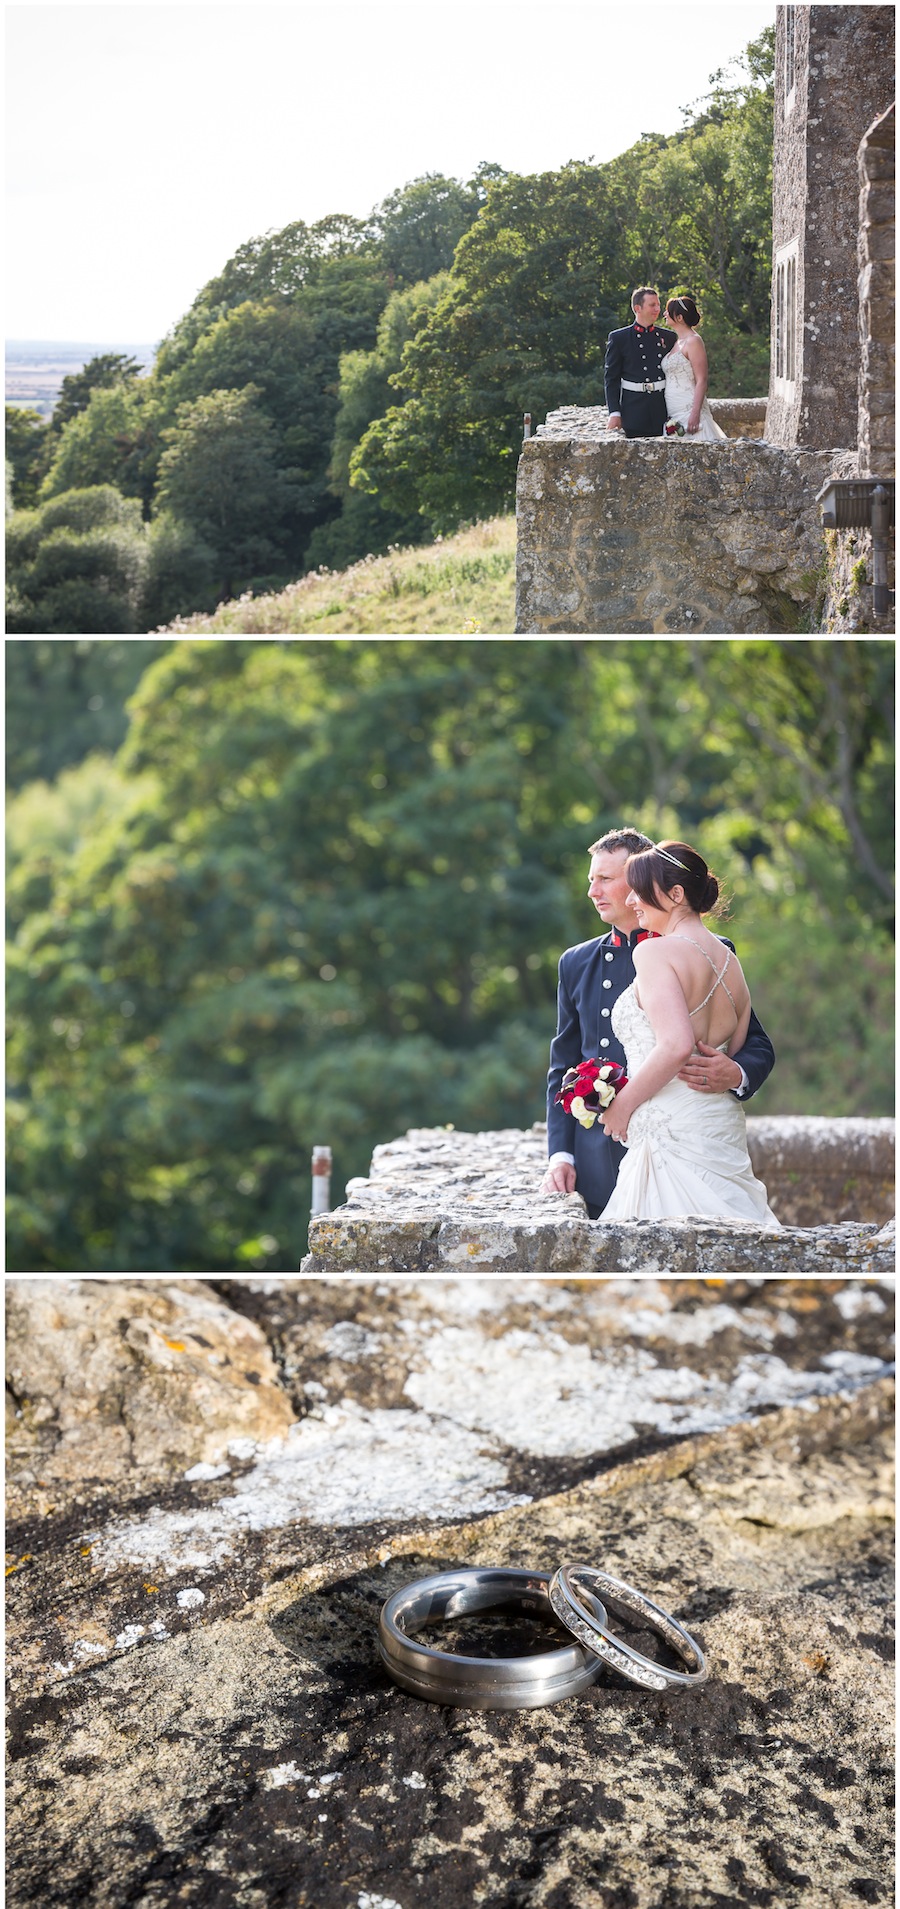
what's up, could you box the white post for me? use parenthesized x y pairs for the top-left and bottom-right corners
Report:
(311, 1145), (332, 1216)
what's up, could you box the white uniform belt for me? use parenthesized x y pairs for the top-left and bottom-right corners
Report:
(620, 378), (666, 393)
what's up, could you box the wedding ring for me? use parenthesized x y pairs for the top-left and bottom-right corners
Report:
(379, 1567), (607, 1709)
(548, 1565), (708, 1691)
(703, 1075), (708, 1085)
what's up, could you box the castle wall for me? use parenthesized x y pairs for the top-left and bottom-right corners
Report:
(515, 427), (854, 634)
(858, 102), (896, 476)
(767, 4), (896, 449)
(302, 1119), (895, 1280)
(818, 102), (896, 632)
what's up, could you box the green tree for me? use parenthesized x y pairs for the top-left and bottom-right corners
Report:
(153, 272), (392, 574)
(155, 387), (293, 597)
(306, 273), (451, 569)
(139, 514), (218, 631)
(51, 352), (144, 433)
(6, 487), (147, 634)
(368, 166), (506, 285)
(5, 639), (173, 789)
(40, 381), (160, 512)
(6, 406), (52, 507)
(153, 214), (380, 377)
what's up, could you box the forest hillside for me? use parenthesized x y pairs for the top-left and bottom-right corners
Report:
(6, 31), (774, 633)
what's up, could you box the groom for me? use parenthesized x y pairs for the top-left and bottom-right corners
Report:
(542, 827), (776, 1217)
(605, 288), (676, 438)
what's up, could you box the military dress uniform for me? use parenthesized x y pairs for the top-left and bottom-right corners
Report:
(545, 925), (776, 1217)
(604, 320), (677, 438)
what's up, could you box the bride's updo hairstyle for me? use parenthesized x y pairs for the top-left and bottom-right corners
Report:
(666, 295), (701, 327)
(626, 840), (721, 916)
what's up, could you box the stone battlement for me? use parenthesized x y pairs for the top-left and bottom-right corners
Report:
(515, 432), (857, 633)
(533, 400), (768, 442)
(302, 1116), (895, 1279)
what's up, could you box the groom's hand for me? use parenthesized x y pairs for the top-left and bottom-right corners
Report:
(607, 412), (622, 431)
(542, 1162), (577, 1195)
(680, 1042), (743, 1094)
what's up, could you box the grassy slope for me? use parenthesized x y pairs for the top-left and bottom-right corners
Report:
(159, 516), (517, 635)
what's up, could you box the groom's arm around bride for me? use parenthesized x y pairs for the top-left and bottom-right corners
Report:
(541, 828), (775, 1219)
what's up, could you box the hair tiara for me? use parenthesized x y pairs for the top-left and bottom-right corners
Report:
(655, 845), (691, 872)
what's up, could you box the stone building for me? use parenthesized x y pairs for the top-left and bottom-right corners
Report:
(767, 4), (895, 451)
(857, 101), (896, 477)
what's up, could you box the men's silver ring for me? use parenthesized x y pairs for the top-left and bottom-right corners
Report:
(548, 1565), (708, 1690)
(379, 1567), (608, 1709)
(703, 1074), (708, 1085)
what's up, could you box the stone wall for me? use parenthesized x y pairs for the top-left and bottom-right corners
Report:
(515, 429), (855, 634)
(767, 5), (896, 449)
(302, 1118), (895, 1280)
(820, 521), (896, 632)
(707, 397), (768, 440)
(531, 401), (767, 443)
(817, 101), (896, 632)
(858, 102), (896, 477)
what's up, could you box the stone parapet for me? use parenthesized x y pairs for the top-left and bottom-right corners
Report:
(515, 435), (855, 633)
(744, 1114), (895, 1226)
(533, 400), (767, 443)
(302, 1119), (894, 1279)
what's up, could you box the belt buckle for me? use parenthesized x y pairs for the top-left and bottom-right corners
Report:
(644, 381), (652, 393)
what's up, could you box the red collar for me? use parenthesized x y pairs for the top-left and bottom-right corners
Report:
(610, 928), (658, 948)
(634, 322), (656, 334)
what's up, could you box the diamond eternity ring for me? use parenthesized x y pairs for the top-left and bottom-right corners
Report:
(378, 1567), (609, 1710)
(548, 1565), (708, 1690)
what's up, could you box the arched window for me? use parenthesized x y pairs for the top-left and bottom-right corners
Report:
(784, 7), (796, 109)
(774, 238), (799, 394)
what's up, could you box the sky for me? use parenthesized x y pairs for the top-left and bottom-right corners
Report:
(7, 1), (775, 345)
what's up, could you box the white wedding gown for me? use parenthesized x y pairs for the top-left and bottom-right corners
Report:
(662, 343), (727, 441)
(602, 966), (780, 1226)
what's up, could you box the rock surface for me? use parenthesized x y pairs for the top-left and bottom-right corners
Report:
(515, 435), (857, 634)
(301, 1121), (894, 1280)
(5, 1279), (294, 1503)
(6, 1276), (895, 1908)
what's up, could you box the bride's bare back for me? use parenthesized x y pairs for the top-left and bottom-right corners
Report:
(637, 919), (752, 1052)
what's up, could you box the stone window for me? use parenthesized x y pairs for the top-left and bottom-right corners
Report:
(784, 6), (796, 109)
(774, 239), (799, 393)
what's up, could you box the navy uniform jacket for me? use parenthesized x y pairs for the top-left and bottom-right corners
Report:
(546, 926), (776, 1215)
(605, 322), (676, 438)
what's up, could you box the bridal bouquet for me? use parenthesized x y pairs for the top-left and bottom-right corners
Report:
(555, 1058), (628, 1128)
(663, 420), (686, 437)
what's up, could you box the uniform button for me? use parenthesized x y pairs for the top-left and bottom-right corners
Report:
(604, 952), (614, 962)
(600, 1038), (610, 1048)
(603, 979), (612, 989)
(601, 1008), (610, 1018)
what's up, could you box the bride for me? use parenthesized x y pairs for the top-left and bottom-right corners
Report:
(600, 840), (779, 1225)
(661, 295), (727, 442)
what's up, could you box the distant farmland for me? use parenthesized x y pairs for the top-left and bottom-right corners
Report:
(6, 341), (155, 417)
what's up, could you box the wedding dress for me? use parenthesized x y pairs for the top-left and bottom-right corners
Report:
(662, 343), (727, 442)
(602, 946), (780, 1225)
